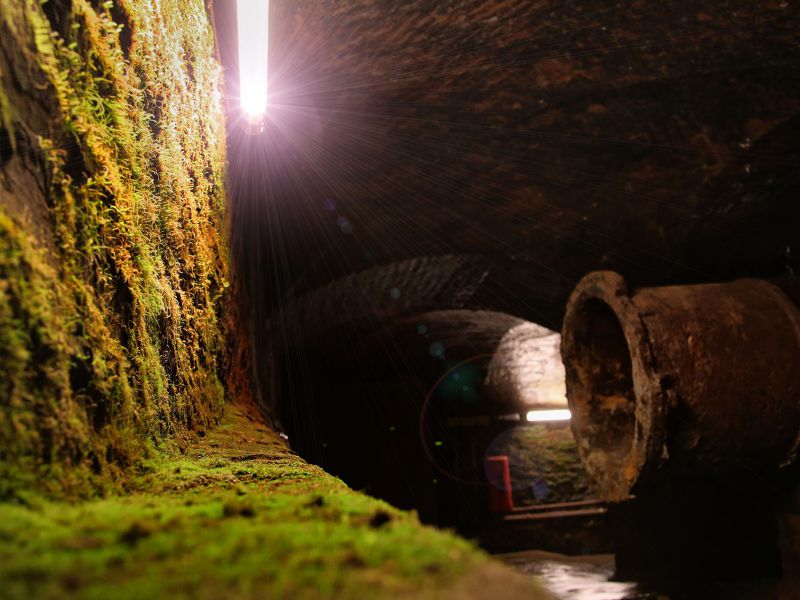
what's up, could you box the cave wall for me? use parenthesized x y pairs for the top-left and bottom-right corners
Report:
(0, 0), (229, 496)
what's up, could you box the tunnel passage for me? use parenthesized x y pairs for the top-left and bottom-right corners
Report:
(210, 0), (800, 585)
(263, 265), (593, 541)
(212, 0), (800, 451)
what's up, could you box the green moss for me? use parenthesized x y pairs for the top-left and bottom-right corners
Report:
(0, 404), (547, 599)
(0, 0), (228, 495)
(492, 425), (591, 506)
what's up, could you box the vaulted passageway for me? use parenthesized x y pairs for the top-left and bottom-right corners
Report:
(212, 0), (800, 595)
(272, 303), (584, 536)
(6, 0), (800, 597)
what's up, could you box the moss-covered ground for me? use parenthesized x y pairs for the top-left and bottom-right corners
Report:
(0, 401), (548, 599)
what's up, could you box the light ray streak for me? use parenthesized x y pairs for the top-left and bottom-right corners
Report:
(237, 0), (269, 119)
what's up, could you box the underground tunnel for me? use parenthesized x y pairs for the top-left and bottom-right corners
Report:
(1, 0), (800, 598)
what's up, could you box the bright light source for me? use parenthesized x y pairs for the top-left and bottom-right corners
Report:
(526, 409), (571, 423)
(237, 0), (269, 119)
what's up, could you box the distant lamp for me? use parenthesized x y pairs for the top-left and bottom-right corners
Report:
(237, 0), (269, 121)
(526, 409), (571, 423)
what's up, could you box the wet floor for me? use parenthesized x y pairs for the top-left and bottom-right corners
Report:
(496, 550), (783, 600)
(496, 551), (660, 600)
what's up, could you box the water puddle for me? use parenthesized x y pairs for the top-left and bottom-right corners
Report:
(496, 551), (660, 600)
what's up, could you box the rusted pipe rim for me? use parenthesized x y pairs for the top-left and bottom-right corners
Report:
(561, 271), (666, 502)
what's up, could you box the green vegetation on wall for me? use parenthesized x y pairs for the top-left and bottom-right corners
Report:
(491, 425), (591, 507)
(0, 0), (229, 497)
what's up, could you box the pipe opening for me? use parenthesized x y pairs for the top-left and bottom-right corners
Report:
(569, 299), (636, 472)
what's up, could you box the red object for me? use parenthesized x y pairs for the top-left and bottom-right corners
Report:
(485, 455), (514, 513)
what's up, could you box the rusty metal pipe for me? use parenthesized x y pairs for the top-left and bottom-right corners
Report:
(561, 271), (800, 502)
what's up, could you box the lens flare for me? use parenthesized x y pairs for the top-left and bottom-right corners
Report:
(526, 409), (571, 422)
(237, 0), (269, 119)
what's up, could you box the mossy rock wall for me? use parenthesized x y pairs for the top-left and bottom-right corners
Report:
(0, 0), (229, 497)
(489, 424), (592, 507)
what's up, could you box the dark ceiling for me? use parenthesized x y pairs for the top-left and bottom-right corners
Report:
(216, 0), (800, 327)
